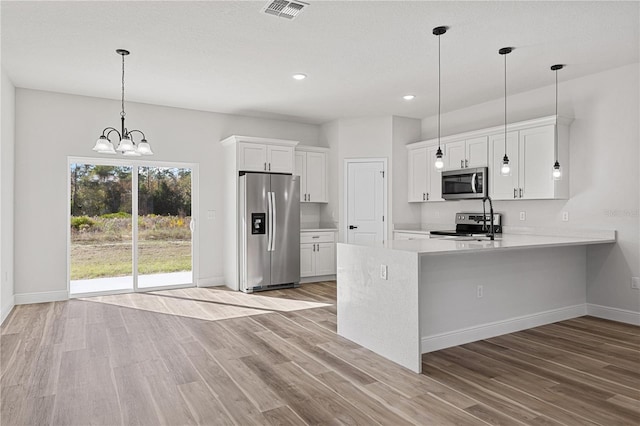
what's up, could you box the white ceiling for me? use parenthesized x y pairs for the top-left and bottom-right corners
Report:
(2, 1), (638, 125)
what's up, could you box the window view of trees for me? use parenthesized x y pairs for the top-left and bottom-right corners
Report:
(70, 164), (192, 281)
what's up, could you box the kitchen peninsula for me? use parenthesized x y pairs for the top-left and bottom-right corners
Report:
(336, 230), (616, 373)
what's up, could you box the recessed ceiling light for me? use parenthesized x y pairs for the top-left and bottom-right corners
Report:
(292, 73), (307, 80)
(403, 94), (416, 100)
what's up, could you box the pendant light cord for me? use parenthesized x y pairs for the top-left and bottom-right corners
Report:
(554, 68), (558, 162)
(121, 53), (126, 118)
(437, 33), (441, 149)
(504, 52), (507, 155)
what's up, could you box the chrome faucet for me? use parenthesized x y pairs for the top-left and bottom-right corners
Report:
(482, 196), (495, 240)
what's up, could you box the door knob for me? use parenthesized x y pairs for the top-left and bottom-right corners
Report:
(349, 225), (358, 230)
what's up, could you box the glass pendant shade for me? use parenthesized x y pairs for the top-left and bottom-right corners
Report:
(500, 155), (511, 176)
(552, 161), (562, 180)
(434, 147), (444, 170)
(93, 136), (112, 152)
(136, 140), (154, 155)
(116, 137), (135, 152)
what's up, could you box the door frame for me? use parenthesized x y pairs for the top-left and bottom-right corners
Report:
(343, 158), (388, 243)
(67, 156), (199, 297)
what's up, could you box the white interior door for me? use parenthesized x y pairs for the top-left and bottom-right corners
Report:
(346, 160), (386, 244)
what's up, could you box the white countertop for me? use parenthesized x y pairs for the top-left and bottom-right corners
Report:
(300, 227), (338, 232)
(340, 231), (616, 255)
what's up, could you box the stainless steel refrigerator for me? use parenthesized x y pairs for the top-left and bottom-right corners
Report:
(238, 173), (300, 293)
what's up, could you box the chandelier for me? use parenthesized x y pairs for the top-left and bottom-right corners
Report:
(93, 49), (153, 156)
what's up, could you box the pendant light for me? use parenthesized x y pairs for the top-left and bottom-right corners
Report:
(551, 64), (564, 180)
(499, 47), (513, 176)
(433, 26), (448, 171)
(93, 49), (153, 156)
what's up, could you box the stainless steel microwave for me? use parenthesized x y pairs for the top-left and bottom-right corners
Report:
(441, 167), (488, 200)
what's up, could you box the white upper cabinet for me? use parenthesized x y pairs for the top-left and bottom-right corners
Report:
(267, 145), (294, 173)
(408, 116), (571, 202)
(295, 147), (328, 203)
(221, 136), (298, 174)
(489, 132), (520, 199)
(445, 141), (466, 170)
(407, 147), (428, 202)
(445, 137), (488, 170)
(238, 142), (268, 172)
(489, 123), (569, 200)
(407, 146), (443, 202)
(466, 136), (489, 168)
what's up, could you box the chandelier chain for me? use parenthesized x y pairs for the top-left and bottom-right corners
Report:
(555, 68), (558, 161)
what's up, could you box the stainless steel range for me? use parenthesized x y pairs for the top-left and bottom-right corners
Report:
(430, 212), (502, 237)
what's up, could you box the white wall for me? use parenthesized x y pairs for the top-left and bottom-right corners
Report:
(320, 116), (421, 242)
(391, 116), (422, 227)
(420, 63), (640, 313)
(1, 69), (15, 322)
(14, 89), (320, 298)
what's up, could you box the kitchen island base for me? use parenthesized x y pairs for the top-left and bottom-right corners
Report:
(337, 233), (615, 373)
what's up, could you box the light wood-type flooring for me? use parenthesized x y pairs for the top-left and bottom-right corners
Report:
(1, 281), (639, 425)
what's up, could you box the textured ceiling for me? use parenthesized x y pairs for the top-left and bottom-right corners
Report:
(2, 1), (638, 124)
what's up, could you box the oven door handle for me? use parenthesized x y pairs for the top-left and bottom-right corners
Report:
(471, 173), (477, 193)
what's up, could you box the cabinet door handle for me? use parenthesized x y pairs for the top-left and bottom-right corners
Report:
(312, 244), (315, 252)
(519, 188), (523, 198)
(461, 160), (464, 168)
(427, 192), (430, 201)
(465, 159), (468, 168)
(316, 244), (319, 252)
(268, 163), (271, 171)
(308, 194), (311, 202)
(264, 162), (267, 171)
(423, 193), (426, 201)
(514, 188), (517, 199)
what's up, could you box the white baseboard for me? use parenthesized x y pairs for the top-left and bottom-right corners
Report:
(1, 295), (15, 325)
(421, 304), (587, 353)
(587, 303), (640, 326)
(301, 275), (336, 284)
(14, 290), (69, 305)
(197, 276), (226, 287)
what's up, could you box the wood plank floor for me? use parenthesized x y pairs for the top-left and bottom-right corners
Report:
(1, 281), (638, 425)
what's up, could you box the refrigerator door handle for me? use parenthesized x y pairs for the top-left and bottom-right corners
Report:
(270, 192), (277, 252)
(267, 191), (274, 251)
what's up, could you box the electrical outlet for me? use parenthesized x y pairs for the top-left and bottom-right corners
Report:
(562, 211), (569, 221)
(632, 277), (640, 290)
(519, 211), (526, 221)
(477, 285), (483, 298)
(207, 210), (216, 220)
(380, 265), (388, 280)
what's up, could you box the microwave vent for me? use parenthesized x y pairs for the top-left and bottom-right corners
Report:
(261, 0), (308, 20)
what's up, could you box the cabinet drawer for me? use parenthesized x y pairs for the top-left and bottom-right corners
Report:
(300, 232), (335, 244)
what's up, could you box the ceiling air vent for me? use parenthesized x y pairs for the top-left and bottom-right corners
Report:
(261, 0), (309, 20)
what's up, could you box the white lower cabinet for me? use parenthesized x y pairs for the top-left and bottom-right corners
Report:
(300, 231), (336, 278)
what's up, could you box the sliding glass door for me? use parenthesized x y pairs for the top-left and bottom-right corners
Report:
(137, 166), (192, 289)
(69, 159), (196, 296)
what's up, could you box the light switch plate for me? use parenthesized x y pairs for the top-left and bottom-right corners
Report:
(562, 211), (569, 221)
(207, 210), (216, 220)
(519, 211), (526, 221)
(632, 277), (640, 290)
